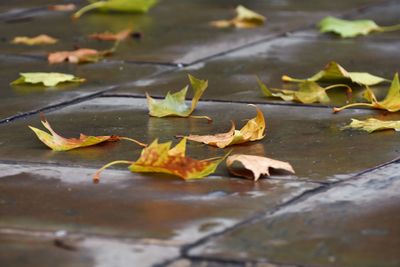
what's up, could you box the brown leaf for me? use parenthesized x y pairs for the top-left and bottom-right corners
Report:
(48, 48), (110, 64)
(226, 154), (295, 181)
(48, 4), (76, 11)
(89, 28), (133, 42)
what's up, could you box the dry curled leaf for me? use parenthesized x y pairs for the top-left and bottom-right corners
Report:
(318, 16), (400, 38)
(11, 72), (85, 87)
(29, 116), (146, 151)
(211, 5), (266, 29)
(48, 48), (111, 64)
(93, 138), (226, 182)
(12, 34), (58, 45)
(343, 118), (400, 133)
(89, 28), (132, 41)
(282, 61), (387, 86)
(183, 105), (265, 148)
(258, 78), (352, 104)
(147, 74), (210, 121)
(48, 4), (77, 11)
(226, 154), (295, 181)
(334, 73), (400, 113)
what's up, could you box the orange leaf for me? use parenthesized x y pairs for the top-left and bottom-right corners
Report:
(89, 28), (133, 41)
(48, 4), (76, 11)
(12, 34), (58, 46)
(48, 48), (111, 64)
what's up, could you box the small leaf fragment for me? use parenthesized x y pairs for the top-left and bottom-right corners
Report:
(282, 61), (387, 86)
(334, 73), (400, 113)
(11, 34), (58, 46)
(11, 72), (85, 87)
(211, 5), (266, 29)
(29, 116), (146, 151)
(147, 74), (210, 120)
(89, 28), (132, 41)
(258, 78), (352, 104)
(343, 118), (400, 133)
(73, 0), (158, 19)
(48, 48), (111, 64)
(318, 16), (400, 38)
(48, 4), (77, 11)
(93, 138), (226, 182)
(226, 154), (295, 181)
(184, 105), (265, 148)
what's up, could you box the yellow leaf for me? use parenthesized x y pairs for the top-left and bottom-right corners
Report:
(12, 34), (58, 46)
(258, 78), (352, 104)
(29, 116), (146, 151)
(146, 74), (210, 121)
(226, 154), (295, 181)
(211, 5), (266, 29)
(11, 72), (85, 87)
(334, 73), (400, 113)
(93, 138), (226, 182)
(184, 105), (265, 148)
(343, 118), (400, 133)
(282, 61), (387, 86)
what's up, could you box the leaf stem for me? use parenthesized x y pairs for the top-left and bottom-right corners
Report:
(189, 115), (213, 123)
(72, 1), (106, 19)
(325, 84), (353, 101)
(281, 75), (306, 83)
(119, 137), (147, 147)
(93, 160), (133, 183)
(333, 103), (374, 113)
(378, 24), (400, 32)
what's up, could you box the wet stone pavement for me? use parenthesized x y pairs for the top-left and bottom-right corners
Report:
(0, 0), (399, 267)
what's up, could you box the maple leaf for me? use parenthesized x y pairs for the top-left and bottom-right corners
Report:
(48, 4), (77, 11)
(211, 5), (266, 29)
(93, 138), (226, 182)
(257, 78), (352, 104)
(48, 48), (112, 64)
(226, 154), (295, 181)
(73, 0), (158, 19)
(11, 73), (85, 87)
(318, 16), (400, 38)
(29, 116), (146, 151)
(282, 61), (387, 86)
(11, 34), (58, 45)
(182, 105), (265, 148)
(146, 74), (211, 121)
(343, 118), (400, 133)
(334, 73), (400, 113)
(89, 28), (132, 41)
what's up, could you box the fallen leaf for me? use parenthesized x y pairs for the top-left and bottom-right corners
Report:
(183, 105), (265, 148)
(211, 5), (266, 29)
(11, 34), (58, 45)
(29, 116), (146, 151)
(282, 61), (387, 86)
(318, 16), (400, 38)
(334, 73), (400, 113)
(343, 118), (400, 133)
(48, 4), (77, 11)
(146, 74), (210, 121)
(258, 78), (352, 104)
(11, 72), (85, 87)
(73, 0), (158, 19)
(89, 28), (132, 41)
(93, 138), (226, 182)
(48, 48), (111, 64)
(226, 154), (295, 181)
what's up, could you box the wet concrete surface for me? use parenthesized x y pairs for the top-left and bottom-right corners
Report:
(0, 0), (399, 266)
(188, 162), (400, 267)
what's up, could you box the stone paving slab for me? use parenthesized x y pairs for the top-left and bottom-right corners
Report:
(0, 55), (169, 122)
(0, 229), (180, 267)
(0, 0), (383, 65)
(0, 163), (317, 242)
(188, 162), (400, 267)
(111, 34), (399, 106)
(0, 97), (398, 182)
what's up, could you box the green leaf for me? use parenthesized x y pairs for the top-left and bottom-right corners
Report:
(334, 73), (400, 113)
(11, 72), (85, 87)
(318, 16), (400, 38)
(211, 5), (266, 29)
(258, 78), (352, 104)
(282, 61), (388, 86)
(343, 118), (400, 133)
(73, 0), (158, 18)
(146, 74), (210, 120)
